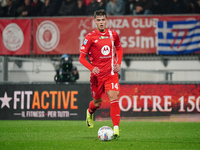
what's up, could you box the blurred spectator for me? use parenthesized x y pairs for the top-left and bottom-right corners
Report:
(1, 0), (199, 17)
(133, 0), (153, 15)
(12, 0), (23, 8)
(55, 0), (63, 10)
(197, 0), (200, 9)
(84, 0), (91, 6)
(85, 0), (99, 16)
(166, 0), (186, 14)
(1, 0), (17, 17)
(40, 0), (58, 16)
(30, 0), (43, 16)
(186, 0), (200, 14)
(74, 0), (86, 16)
(151, 0), (168, 14)
(125, 0), (136, 15)
(106, 0), (125, 16)
(58, 0), (77, 16)
(17, 0), (32, 17)
(98, 0), (107, 10)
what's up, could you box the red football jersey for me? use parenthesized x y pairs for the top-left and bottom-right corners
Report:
(80, 29), (123, 78)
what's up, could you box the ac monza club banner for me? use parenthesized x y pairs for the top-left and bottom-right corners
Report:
(0, 84), (92, 120)
(32, 15), (200, 55)
(0, 19), (31, 55)
(95, 84), (200, 118)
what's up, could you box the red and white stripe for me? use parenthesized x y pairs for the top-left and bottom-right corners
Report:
(108, 30), (114, 75)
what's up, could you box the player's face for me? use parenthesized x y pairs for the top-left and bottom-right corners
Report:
(94, 15), (107, 32)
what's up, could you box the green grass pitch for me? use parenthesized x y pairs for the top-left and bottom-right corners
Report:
(0, 120), (200, 150)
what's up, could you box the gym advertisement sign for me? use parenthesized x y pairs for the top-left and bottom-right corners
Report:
(1, 83), (199, 120)
(0, 84), (91, 120)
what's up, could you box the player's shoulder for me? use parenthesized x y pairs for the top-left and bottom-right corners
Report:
(107, 29), (119, 37)
(108, 28), (117, 33)
(85, 30), (97, 38)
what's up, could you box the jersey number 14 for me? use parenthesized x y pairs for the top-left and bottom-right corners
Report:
(111, 83), (118, 90)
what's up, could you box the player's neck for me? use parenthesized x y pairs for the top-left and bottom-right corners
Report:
(96, 28), (107, 33)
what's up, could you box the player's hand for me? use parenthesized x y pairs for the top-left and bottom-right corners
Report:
(136, 6), (143, 13)
(92, 67), (100, 74)
(114, 64), (121, 73)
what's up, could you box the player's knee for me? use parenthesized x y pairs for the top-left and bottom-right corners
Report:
(108, 91), (119, 101)
(94, 98), (102, 107)
(96, 102), (102, 108)
(109, 95), (118, 101)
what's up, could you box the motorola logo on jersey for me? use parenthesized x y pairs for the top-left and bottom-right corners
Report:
(101, 45), (110, 55)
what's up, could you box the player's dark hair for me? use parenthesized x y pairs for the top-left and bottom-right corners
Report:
(94, 9), (107, 18)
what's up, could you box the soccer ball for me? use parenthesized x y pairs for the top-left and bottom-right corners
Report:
(98, 126), (114, 141)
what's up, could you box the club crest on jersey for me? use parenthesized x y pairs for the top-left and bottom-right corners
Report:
(101, 45), (110, 55)
(84, 39), (88, 45)
(99, 36), (109, 39)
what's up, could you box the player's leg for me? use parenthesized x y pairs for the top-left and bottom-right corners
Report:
(86, 98), (102, 128)
(86, 75), (103, 128)
(105, 74), (120, 138)
(107, 90), (120, 138)
(88, 98), (102, 114)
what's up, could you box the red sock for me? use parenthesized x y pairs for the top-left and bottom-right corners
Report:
(88, 100), (98, 114)
(110, 99), (120, 127)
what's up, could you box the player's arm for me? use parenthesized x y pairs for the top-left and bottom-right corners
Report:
(79, 53), (100, 74)
(113, 47), (123, 73)
(79, 35), (94, 71)
(114, 32), (123, 72)
(79, 36), (100, 74)
(116, 46), (123, 65)
(79, 52), (94, 71)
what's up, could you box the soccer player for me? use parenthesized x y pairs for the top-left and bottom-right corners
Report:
(79, 9), (123, 138)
